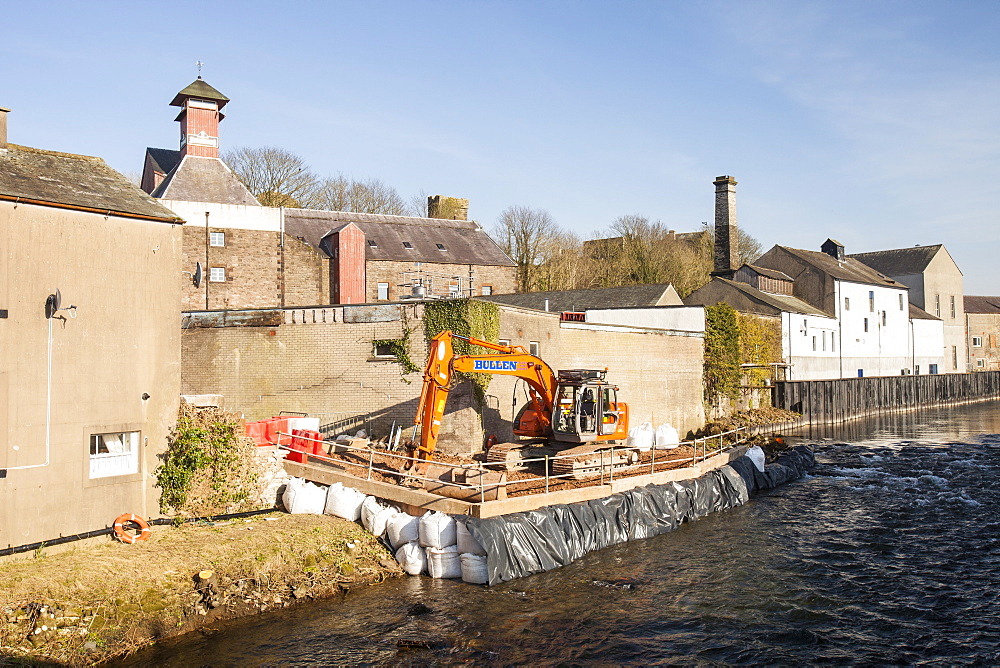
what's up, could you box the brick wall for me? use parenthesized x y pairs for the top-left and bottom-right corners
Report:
(182, 226), (280, 310)
(365, 260), (516, 301)
(181, 302), (706, 456)
(282, 237), (328, 307)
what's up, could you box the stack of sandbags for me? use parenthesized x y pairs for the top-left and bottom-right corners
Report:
(654, 424), (680, 449)
(360, 496), (398, 538)
(323, 482), (367, 521)
(626, 422), (655, 451)
(281, 477), (327, 515)
(457, 519), (488, 584)
(386, 512), (424, 575)
(420, 511), (460, 578)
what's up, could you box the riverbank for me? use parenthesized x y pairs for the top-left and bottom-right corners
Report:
(0, 513), (399, 665)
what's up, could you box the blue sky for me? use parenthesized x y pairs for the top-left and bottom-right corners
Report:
(4, 1), (998, 293)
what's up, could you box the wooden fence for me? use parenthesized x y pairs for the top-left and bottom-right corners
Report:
(772, 371), (1000, 424)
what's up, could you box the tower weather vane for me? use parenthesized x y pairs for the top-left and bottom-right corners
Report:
(196, 60), (204, 78)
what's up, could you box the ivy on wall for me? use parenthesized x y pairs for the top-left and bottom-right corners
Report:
(372, 336), (419, 374)
(704, 303), (741, 402)
(737, 313), (782, 386)
(423, 299), (501, 401)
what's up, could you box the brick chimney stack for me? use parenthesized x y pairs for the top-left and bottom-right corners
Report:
(170, 77), (230, 159)
(0, 107), (9, 150)
(712, 175), (739, 279)
(427, 195), (469, 220)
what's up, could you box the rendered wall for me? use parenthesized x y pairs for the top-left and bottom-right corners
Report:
(0, 201), (182, 546)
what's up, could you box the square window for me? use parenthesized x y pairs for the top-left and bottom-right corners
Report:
(89, 431), (139, 479)
(402, 241), (413, 249)
(972, 336), (983, 347)
(977, 358), (985, 368)
(209, 267), (226, 282)
(844, 297), (850, 311)
(209, 231), (225, 247)
(529, 341), (540, 357)
(377, 283), (389, 300)
(498, 339), (511, 347)
(373, 343), (396, 358)
(481, 285), (493, 296)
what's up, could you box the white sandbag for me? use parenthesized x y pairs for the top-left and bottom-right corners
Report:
(625, 422), (655, 452)
(281, 477), (326, 515)
(456, 519), (487, 556)
(426, 545), (462, 579)
(323, 483), (367, 521)
(360, 496), (384, 532)
(386, 513), (420, 549)
(460, 553), (489, 584)
(370, 505), (398, 538)
(395, 542), (426, 576)
(746, 445), (766, 473)
(419, 510), (457, 549)
(654, 423), (680, 449)
(286, 417), (321, 432)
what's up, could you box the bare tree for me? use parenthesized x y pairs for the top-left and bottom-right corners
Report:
(490, 206), (560, 292)
(312, 175), (411, 215)
(223, 146), (319, 207)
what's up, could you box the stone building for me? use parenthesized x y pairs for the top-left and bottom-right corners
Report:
(0, 108), (183, 544)
(850, 244), (966, 372)
(964, 296), (1000, 371)
(140, 78), (515, 309)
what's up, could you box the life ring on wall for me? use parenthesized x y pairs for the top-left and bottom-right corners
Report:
(485, 434), (499, 450)
(113, 513), (151, 544)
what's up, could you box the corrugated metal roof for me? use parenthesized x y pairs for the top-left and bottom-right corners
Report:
(965, 296), (1000, 314)
(849, 245), (943, 277)
(480, 284), (681, 312)
(152, 156), (260, 206)
(283, 208), (514, 266)
(774, 245), (904, 287)
(0, 144), (181, 221)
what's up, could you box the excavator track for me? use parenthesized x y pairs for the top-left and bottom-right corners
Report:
(488, 441), (639, 480)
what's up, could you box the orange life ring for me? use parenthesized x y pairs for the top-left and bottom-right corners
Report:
(485, 433), (499, 450)
(113, 513), (151, 544)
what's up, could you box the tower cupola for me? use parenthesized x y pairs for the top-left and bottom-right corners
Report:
(170, 77), (229, 159)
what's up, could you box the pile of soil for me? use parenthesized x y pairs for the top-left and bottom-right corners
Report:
(0, 513), (399, 664)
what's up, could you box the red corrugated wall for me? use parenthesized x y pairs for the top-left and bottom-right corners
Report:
(331, 224), (367, 304)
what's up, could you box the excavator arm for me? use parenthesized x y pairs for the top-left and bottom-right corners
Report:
(412, 330), (558, 471)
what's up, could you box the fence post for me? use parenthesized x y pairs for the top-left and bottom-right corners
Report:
(367, 448), (374, 480)
(545, 455), (550, 494)
(610, 446), (615, 482)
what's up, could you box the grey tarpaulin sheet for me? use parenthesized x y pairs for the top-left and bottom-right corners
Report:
(465, 445), (814, 585)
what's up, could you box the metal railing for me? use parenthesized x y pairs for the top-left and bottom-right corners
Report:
(277, 423), (761, 502)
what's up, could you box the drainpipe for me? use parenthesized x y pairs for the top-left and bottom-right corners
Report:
(835, 281), (844, 378)
(204, 211), (210, 310)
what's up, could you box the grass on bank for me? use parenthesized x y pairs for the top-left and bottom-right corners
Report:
(0, 512), (396, 665)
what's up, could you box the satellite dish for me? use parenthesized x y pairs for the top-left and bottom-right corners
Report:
(53, 289), (62, 311)
(45, 289), (62, 319)
(193, 262), (203, 288)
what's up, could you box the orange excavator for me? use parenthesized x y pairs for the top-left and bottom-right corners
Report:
(411, 330), (632, 479)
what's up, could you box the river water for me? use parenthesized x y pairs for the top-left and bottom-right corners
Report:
(122, 401), (1000, 665)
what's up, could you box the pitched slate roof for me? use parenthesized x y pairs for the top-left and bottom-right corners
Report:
(686, 278), (830, 317)
(909, 302), (940, 320)
(480, 284), (681, 313)
(283, 208), (515, 266)
(743, 264), (793, 281)
(964, 296), (1000, 314)
(0, 144), (181, 221)
(773, 245), (904, 288)
(849, 245), (943, 277)
(152, 156), (260, 206)
(145, 147), (181, 175)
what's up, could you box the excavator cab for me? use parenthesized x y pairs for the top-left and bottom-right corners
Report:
(551, 370), (629, 443)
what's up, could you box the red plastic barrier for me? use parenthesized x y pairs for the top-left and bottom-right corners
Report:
(286, 428), (308, 463)
(305, 430), (326, 457)
(263, 418), (291, 446)
(245, 421), (270, 446)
